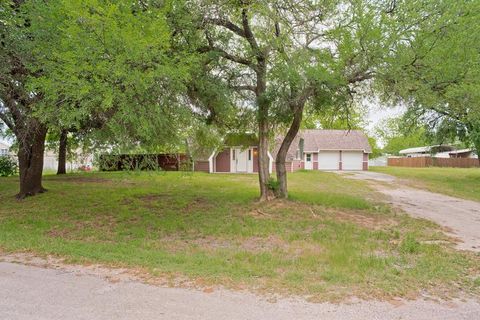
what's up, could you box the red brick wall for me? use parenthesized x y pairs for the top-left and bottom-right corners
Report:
(363, 153), (368, 171)
(215, 149), (230, 172)
(194, 161), (210, 172)
(290, 160), (303, 172)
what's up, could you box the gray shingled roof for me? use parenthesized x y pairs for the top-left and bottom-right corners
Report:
(273, 129), (372, 160)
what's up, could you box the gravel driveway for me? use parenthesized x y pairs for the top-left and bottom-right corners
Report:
(342, 171), (480, 252)
(1, 259), (479, 320)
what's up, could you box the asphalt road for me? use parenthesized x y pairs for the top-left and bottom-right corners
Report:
(1, 261), (479, 320)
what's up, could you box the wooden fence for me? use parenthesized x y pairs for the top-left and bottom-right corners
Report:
(388, 156), (479, 168)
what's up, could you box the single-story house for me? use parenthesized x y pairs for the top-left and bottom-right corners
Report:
(399, 145), (455, 158)
(399, 145), (478, 159)
(193, 129), (372, 173)
(439, 148), (478, 159)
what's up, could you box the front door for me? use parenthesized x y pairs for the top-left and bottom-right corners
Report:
(235, 149), (248, 172)
(304, 153), (313, 170)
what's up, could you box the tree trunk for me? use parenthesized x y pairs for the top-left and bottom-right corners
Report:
(275, 104), (304, 199)
(257, 111), (271, 201)
(57, 129), (68, 175)
(255, 63), (272, 201)
(16, 124), (48, 199)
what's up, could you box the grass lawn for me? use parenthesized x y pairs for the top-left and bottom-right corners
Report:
(371, 166), (480, 202)
(0, 170), (479, 301)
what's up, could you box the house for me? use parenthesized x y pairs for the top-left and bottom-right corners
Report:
(399, 145), (478, 159)
(443, 148), (477, 159)
(398, 145), (455, 158)
(0, 141), (9, 157)
(193, 133), (273, 174)
(193, 129), (371, 173)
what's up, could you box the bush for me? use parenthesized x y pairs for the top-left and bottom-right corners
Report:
(266, 177), (280, 192)
(0, 156), (17, 177)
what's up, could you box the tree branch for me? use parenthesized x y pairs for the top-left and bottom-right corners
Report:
(198, 45), (253, 67)
(231, 85), (256, 92)
(241, 8), (260, 54)
(204, 17), (246, 38)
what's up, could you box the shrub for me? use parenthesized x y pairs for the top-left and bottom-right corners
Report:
(266, 177), (280, 192)
(0, 156), (17, 177)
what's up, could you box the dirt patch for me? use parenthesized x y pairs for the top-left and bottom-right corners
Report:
(158, 235), (322, 257)
(333, 210), (397, 230)
(183, 197), (214, 212)
(130, 195), (214, 213)
(46, 176), (113, 184)
(46, 217), (117, 242)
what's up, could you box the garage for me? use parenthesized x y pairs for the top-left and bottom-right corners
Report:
(342, 151), (363, 170)
(318, 151), (340, 170)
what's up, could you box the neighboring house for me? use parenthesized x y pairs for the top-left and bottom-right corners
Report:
(43, 148), (94, 172)
(399, 145), (478, 159)
(399, 145), (455, 158)
(439, 148), (478, 159)
(0, 141), (9, 157)
(193, 129), (372, 173)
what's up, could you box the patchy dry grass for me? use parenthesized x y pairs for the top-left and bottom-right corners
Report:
(0, 170), (479, 301)
(371, 166), (480, 202)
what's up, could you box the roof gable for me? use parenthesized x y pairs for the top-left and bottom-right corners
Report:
(273, 129), (372, 160)
(302, 129), (372, 152)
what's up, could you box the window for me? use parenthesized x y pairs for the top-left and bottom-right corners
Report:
(232, 149), (236, 160)
(248, 149), (252, 161)
(0, 149), (7, 156)
(306, 154), (311, 162)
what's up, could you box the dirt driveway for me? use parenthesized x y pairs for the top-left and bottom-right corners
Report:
(342, 171), (480, 252)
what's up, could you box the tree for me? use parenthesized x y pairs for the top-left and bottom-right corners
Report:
(1, 0), (192, 198)
(376, 116), (430, 155)
(379, 0), (480, 161)
(180, 1), (399, 199)
(0, 0), (49, 198)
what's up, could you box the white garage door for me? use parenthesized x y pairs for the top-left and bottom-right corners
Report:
(318, 151), (340, 170)
(342, 151), (363, 170)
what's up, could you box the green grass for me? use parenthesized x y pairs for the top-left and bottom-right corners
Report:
(371, 166), (480, 202)
(0, 170), (478, 300)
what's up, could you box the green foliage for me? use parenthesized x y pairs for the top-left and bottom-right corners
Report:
(400, 234), (420, 254)
(266, 177), (280, 192)
(367, 136), (382, 159)
(27, 0), (195, 149)
(375, 116), (431, 155)
(0, 156), (17, 177)
(378, 0), (480, 155)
